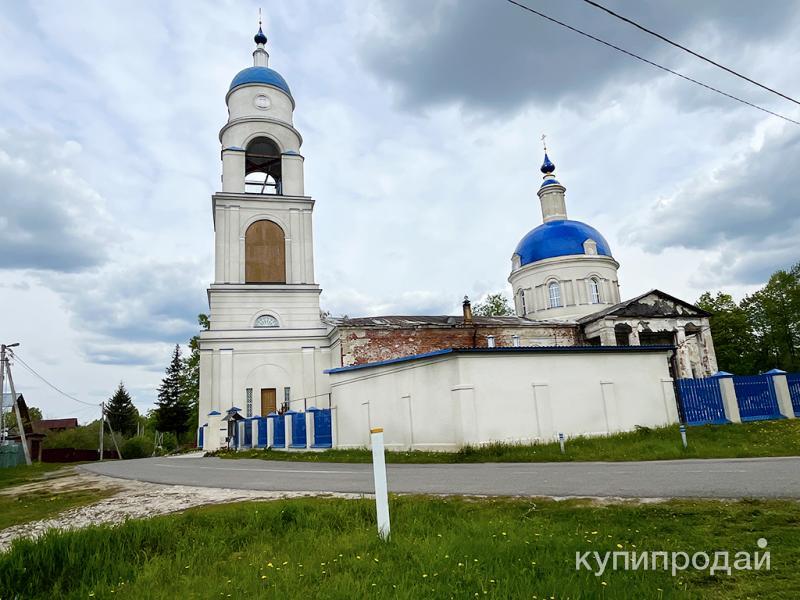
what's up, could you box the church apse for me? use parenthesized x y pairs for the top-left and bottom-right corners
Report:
(245, 220), (286, 283)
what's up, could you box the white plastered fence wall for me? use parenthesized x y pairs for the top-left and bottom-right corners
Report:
(328, 349), (678, 451)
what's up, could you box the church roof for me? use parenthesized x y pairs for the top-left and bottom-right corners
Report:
(514, 219), (613, 266)
(331, 315), (573, 328)
(577, 289), (712, 324)
(229, 66), (292, 96)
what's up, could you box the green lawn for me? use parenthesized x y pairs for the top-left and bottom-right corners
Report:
(216, 419), (800, 464)
(1, 496), (798, 599)
(0, 463), (115, 530)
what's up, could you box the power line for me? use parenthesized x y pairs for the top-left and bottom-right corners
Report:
(502, 0), (800, 126)
(580, 0), (800, 107)
(10, 352), (98, 407)
(12, 352), (146, 417)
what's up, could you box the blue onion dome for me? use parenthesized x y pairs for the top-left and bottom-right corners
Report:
(229, 66), (292, 96)
(514, 219), (613, 266)
(541, 153), (555, 174)
(254, 26), (267, 45)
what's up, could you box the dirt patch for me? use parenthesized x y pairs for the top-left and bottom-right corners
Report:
(0, 470), (361, 552)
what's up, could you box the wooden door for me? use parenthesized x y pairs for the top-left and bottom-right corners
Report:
(261, 388), (277, 415)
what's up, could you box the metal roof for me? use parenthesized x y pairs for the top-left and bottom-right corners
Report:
(325, 345), (675, 374)
(331, 315), (576, 328)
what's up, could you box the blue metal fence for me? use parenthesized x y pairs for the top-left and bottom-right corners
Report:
(256, 418), (268, 447)
(243, 418), (253, 448)
(198, 426), (204, 449)
(310, 407), (333, 448)
(787, 373), (800, 417)
(271, 414), (285, 447)
(733, 375), (782, 421)
(676, 378), (727, 425)
(288, 411), (307, 448)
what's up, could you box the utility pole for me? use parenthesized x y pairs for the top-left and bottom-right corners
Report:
(0, 344), (6, 445)
(99, 401), (105, 461)
(3, 346), (31, 465)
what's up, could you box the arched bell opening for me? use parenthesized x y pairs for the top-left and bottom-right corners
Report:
(245, 137), (282, 195)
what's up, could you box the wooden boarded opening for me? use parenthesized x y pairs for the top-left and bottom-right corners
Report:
(261, 388), (277, 416)
(245, 220), (286, 283)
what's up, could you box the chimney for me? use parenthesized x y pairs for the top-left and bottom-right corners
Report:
(462, 295), (473, 325)
(486, 335), (496, 348)
(512, 334), (520, 347)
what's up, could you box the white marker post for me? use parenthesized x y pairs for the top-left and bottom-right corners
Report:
(679, 424), (688, 449)
(558, 432), (565, 454)
(370, 427), (390, 540)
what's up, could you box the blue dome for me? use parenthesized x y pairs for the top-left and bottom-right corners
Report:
(229, 66), (292, 96)
(514, 219), (613, 266)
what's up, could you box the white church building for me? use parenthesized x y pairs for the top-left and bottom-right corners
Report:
(198, 27), (719, 452)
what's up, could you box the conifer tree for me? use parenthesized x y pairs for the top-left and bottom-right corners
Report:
(155, 345), (191, 436)
(180, 314), (210, 435)
(105, 382), (139, 436)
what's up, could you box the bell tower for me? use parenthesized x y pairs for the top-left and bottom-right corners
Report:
(198, 24), (330, 429)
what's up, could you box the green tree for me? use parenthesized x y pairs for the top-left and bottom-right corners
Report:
(4, 405), (42, 433)
(473, 293), (514, 317)
(180, 314), (210, 437)
(105, 382), (139, 437)
(741, 262), (800, 372)
(696, 292), (758, 374)
(155, 345), (191, 437)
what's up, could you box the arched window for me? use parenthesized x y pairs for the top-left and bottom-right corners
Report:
(254, 314), (279, 328)
(519, 289), (527, 315)
(548, 282), (562, 308)
(589, 278), (601, 304)
(245, 220), (286, 283)
(245, 137), (282, 194)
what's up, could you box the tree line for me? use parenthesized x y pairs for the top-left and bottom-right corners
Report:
(697, 262), (800, 375)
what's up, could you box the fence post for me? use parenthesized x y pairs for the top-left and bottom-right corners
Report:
(712, 371), (740, 423)
(266, 416), (275, 448)
(766, 369), (796, 419)
(285, 413), (294, 448)
(305, 409), (315, 449)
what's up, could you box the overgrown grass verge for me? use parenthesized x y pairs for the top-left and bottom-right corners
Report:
(0, 487), (116, 531)
(1, 496), (798, 598)
(214, 419), (800, 464)
(0, 463), (77, 490)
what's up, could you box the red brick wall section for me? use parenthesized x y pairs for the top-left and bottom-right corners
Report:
(339, 325), (578, 366)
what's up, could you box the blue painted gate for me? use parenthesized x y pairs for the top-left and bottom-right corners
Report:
(198, 426), (204, 449)
(271, 414), (285, 447)
(787, 373), (800, 417)
(676, 378), (727, 425)
(733, 375), (782, 421)
(256, 418), (268, 447)
(311, 408), (332, 448)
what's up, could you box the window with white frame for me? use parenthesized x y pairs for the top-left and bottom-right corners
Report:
(589, 278), (601, 304)
(246, 388), (253, 417)
(254, 314), (279, 328)
(519, 289), (527, 315)
(548, 281), (562, 308)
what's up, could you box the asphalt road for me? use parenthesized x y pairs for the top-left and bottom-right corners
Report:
(81, 456), (800, 499)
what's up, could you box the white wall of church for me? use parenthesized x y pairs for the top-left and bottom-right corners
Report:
(509, 254), (621, 320)
(329, 350), (678, 451)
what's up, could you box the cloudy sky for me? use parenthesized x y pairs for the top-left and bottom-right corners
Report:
(1, 0), (798, 419)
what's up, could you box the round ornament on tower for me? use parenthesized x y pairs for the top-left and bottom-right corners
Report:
(254, 94), (271, 110)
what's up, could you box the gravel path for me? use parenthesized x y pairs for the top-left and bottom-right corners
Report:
(0, 469), (360, 552)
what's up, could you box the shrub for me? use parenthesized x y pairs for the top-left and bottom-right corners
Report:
(160, 432), (178, 452)
(120, 437), (154, 459)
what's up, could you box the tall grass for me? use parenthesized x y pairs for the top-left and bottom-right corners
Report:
(218, 419), (800, 464)
(1, 496), (798, 599)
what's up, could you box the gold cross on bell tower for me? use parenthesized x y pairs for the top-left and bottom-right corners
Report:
(541, 133), (547, 153)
